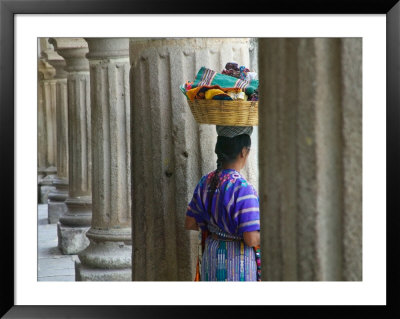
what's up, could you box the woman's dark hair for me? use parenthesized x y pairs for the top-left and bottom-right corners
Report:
(207, 134), (251, 219)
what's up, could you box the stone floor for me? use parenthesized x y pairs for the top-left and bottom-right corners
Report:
(38, 204), (78, 281)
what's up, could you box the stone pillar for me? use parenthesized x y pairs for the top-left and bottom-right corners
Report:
(44, 47), (69, 224)
(37, 57), (47, 183)
(38, 39), (58, 203)
(258, 38), (362, 281)
(75, 38), (132, 281)
(49, 38), (92, 255)
(249, 38), (259, 73)
(129, 38), (256, 281)
(37, 60), (51, 183)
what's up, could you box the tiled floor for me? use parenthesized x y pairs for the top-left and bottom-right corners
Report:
(37, 204), (78, 281)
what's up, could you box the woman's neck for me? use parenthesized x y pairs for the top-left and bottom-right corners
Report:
(222, 162), (241, 172)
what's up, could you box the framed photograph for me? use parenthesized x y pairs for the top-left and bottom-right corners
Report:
(1, 0), (399, 317)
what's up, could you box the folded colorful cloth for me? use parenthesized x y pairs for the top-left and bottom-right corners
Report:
(194, 67), (259, 96)
(221, 69), (241, 78)
(185, 81), (194, 90)
(239, 66), (250, 80)
(225, 62), (239, 71)
(185, 84), (242, 101)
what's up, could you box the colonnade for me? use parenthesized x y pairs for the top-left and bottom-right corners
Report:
(38, 37), (362, 281)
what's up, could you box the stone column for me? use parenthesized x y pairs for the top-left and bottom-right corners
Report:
(37, 59), (52, 183)
(258, 38), (362, 281)
(249, 38), (259, 74)
(44, 47), (69, 224)
(38, 39), (58, 203)
(49, 38), (92, 255)
(129, 38), (256, 281)
(37, 61), (47, 183)
(75, 38), (132, 281)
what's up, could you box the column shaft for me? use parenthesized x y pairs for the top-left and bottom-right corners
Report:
(76, 38), (132, 281)
(258, 38), (362, 281)
(46, 47), (70, 224)
(37, 56), (57, 203)
(340, 39), (362, 280)
(50, 38), (92, 255)
(38, 69), (46, 181)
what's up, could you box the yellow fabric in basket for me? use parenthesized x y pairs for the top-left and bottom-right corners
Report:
(205, 89), (226, 100)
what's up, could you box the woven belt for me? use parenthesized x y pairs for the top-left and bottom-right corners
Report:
(211, 233), (243, 242)
(207, 224), (242, 242)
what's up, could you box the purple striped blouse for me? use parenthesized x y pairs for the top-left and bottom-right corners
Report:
(186, 169), (260, 236)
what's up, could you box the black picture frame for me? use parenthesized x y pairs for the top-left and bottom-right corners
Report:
(1, 0), (399, 317)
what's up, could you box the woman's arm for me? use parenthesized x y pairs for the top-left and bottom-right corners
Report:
(185, 215), (199, 231)
(243, 230), (260, 247)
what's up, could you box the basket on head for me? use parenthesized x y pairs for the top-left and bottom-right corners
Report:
(187, 99), (258, 126)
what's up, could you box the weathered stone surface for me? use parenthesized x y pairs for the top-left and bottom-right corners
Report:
(38, 45), (58, 202)
(48, 201), (68, 224)
(49, 37), (91, 198)
(249, 38), (259, 73)
(258, 38), (362, 281)
(37, 60), (48, 181)
(57, 223), (90, 255)
(47, 178), (68, 223)
(50, 38), (93, 255)
(78, 241), (131, 269)
(75, 38), (132, 281)
(40, 72), (57, 172)
(60, 196), (92, 227)
(340, 39), (362, 281)
(45, 44), (70, 221)
(75, 260), (131, 281)
(39, 185), (56, 204)
(129, 38), (256, 281)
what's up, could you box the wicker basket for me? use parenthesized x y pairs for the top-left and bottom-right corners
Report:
(187, 99), (258, 126)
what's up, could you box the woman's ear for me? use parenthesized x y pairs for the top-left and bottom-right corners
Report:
(241, 147), (247, 158)
(240, 148), (245, 158)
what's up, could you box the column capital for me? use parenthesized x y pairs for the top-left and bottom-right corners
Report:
(49, 38), (89, 72)
(85, 38), (129, 60)
(38, 59), (55, 80)
(43, 46), (68, 79)
(39, 37), (53, 58)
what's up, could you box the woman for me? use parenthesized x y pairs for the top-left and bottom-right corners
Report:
(185, 126), (260, 281)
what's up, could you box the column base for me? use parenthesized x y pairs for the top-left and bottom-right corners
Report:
(60, 196), (92, 227)
(40, 172), (57, 186)
(48, 201), (68, 224)
(37, 173), (45, 183)
(48, 180), (68, 224)
(75, 260), (132, 281)
(39, 185), (56, 204)
(76, 238), (132, 281)
(57, 222), (90, 255)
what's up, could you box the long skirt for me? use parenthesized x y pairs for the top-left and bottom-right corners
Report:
(200, 236), (257, 281)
